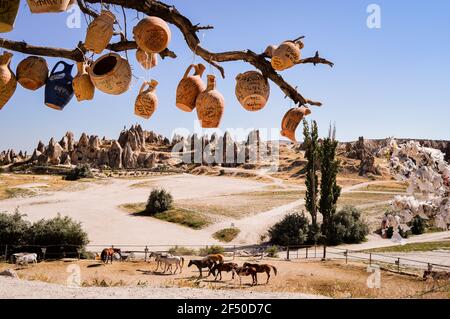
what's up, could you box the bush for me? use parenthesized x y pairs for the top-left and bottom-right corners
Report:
(199, 245), (225, 256)
(0, 209), (31, 247)
(212, 228), (240, 243)
(144, 189), (173, 215)
(328, 206), (369, 245)
(268, 212), (309, 246)
(410, 216), (427, 235)
(168, 246), (197, 256)
(265, 245), (279, 258)
(65, 164), (93, 181)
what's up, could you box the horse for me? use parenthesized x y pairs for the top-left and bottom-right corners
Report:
(211, 262), (238, 281)
(155, 255), (184, 274)
(202, 254), (225, 265)
(150, 252), (173, 271)
(235, 266), (258, 286)
(15, 253), (37, 267)
(188, 259), (215, 278)
(101, 248), (122, 264)
(243, 262), (277, 284)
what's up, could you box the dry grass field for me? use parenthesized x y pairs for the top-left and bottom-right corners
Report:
(1, 257), (447, 299)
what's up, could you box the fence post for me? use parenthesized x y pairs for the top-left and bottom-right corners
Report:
(322, 245), (327, 260)
(397, 258), (400, 273)
(314, 244), (317, 258)
(286, 246), (290, 261)
(4, 245), (7, 261)
(233, 245), (236, 261)
(296, 249), (299, 259)
(369, 253), (372, 266)
(428, 263), (433, 272)
(306, 247), (308, 259)
(144, 246), (149, 262)
(345, 250), (348, 264)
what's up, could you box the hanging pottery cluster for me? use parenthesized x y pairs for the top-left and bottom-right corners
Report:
(0, 3), (312, 141)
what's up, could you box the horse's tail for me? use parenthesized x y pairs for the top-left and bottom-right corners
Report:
(270, 265), (277, 276)
(100, 250), (106, 262)
(181, 257), (185, 268)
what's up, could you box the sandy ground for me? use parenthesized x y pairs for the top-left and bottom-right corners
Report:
(2, 257), (446, 299)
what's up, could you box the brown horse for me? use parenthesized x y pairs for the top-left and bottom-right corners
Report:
(202, 254), (224, 265)
(211, 262), (238, 281)
(243, 262), (277, 284)
(188, 259), (215, 277)
(236, 266), (258, 286)
(101, 248), (121, 264)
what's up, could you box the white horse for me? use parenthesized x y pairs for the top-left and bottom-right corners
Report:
(156, 255), (184, 274)
(15, 253), (37, 266)
(149, 252), (173, 271)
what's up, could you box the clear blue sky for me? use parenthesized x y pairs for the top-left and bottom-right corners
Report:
(1, 0), (449, 152)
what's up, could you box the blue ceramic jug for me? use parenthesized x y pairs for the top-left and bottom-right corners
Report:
(45, 61), (74, 110)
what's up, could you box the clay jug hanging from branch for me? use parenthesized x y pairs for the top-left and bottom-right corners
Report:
(0, 0), (20, 33)
(235, 71), (270, 112)
(0, 51), (17, 110)
(196, 75), (225, 128)
(89, 53), (132, 95)
(136, 48), (158, 70)
(73, 61), (95, 102)
(176, 64), (206, 112)
(16, 56), (48, 91)
(84, 10), (116, 54)
(280, 106), (311, 142)
(135, 80), (158, 119)
(45, 61), (74, 110)
(265, 38), (304, 71)
(133, 16), (171, 53)
(27, 0), (72, 13)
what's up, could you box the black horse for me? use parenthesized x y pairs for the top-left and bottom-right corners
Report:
(188, 259), (215, 277)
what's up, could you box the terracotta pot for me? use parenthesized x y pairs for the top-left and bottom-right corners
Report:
(280, 106), (311, 142)
(136, 48), (158, 70)
(135, 80), (158, 119)
(16, 56), (49, 91)
(196, 75), (225, 128)
(133, 16), (171, 53)
(73, 62), (95, 102)
(89, 53), (132, 95)
(84, 10), (116, 54)
(27, 0), (71, 13)
(265, 40), (304, 71)
(45, 61), (74, 110)
(235, 71), (270, 111)
(0, 0), (20, 33)
(176, 64), (206, 112)
(0, 51), (17, 110)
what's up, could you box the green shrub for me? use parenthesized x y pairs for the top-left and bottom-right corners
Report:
(212, 228), (240, 243)
(0, 209), (31, 248)
(265, 245), (279, 258)
(268, 212), (309, 246)
(199, 245), (224, 256)
(410, 216), (427, 235)
(144, 189), (173, 215)
(65, 164), (93, 181)
(168, 246), (197, 256)
(328, 206), (369, 245)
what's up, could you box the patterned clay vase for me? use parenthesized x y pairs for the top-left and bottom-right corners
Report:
(136, 48), (158, 70)
(235, 71), (270, 112)
(195, 75), (225, 128)
(133, 16), (171, 53)
(0, 0), (20, 33)
(84, 10), (116, 54)
(280, 106), (311, 142)
(176, 63), (206, 112)
(72, 62), (95, 102)
(134, 80), (158, 119)
(265, 40), (304, 71)
(16, 56), (49, 91)
(45, 61), (74, 110)
(0, 51), (17, 110)
(89, 53), (132, 95)
(27, 0), (71, 13)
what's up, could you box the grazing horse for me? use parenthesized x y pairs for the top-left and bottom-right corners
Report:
(202, 254), (225, 265)
(211, 262), (238, 281)
(155, 255), (184, 274)
(101, 248), (122, 264)
(235, 266), (258, 286)
(188, 259), (215, 278)
(150, 252), (173, 271)
(243, 262), (277, 284)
